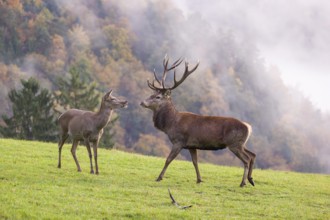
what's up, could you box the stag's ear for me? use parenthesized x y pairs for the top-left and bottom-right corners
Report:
(164, 90), (171, 98)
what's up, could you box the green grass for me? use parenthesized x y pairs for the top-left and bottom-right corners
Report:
(0, 139), (329, 219)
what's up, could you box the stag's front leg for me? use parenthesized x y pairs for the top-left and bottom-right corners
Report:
(189, 149), (202, 183)
(157, 144), (182, 181)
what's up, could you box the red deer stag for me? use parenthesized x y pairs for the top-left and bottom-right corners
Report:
(57, 90), (127, 174)
(140, 57), (256, 187)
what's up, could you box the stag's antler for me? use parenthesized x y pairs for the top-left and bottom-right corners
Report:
(147, 56), (199, 92)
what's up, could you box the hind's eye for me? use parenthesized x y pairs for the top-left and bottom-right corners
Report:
(156, 96), (161, 99)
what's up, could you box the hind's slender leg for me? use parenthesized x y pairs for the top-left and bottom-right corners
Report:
(85, 140), (94, 174)
(92, 141), (99, 175)
(58, 133), (69, 168)
(71, 140), (81, 172)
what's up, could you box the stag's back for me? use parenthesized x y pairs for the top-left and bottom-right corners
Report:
(177, 112), (251, 149)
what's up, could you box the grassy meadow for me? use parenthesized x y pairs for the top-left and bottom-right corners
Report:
(0, 138), (329, 219)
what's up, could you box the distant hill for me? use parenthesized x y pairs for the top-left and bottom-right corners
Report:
(0, 0), (329, 173)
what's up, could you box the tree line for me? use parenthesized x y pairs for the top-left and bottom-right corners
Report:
(0, 70), (117, 148)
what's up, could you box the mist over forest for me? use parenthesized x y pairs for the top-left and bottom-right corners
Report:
(0, 0), (329, 173)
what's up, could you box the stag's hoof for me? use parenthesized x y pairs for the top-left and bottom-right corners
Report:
(156, 177), (163, 182)
(197, 179), (203, 184)
(240, 182), (246, 187)
(248, 177), (255, 186)
(90, 171), (94, 174)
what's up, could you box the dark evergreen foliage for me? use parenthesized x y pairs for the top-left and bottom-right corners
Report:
(54, 65), (101, 111)
(54, 65), (117, 148)
(0, 77), (57, 141)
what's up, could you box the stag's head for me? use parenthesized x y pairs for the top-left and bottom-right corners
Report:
(140, 56), (199, 111)
(102, 90), (128, 109)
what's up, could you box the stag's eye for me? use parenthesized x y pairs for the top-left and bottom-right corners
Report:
(156, 96), (161, 99)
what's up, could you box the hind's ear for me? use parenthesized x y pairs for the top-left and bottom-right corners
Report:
(104, 89), (113, 99)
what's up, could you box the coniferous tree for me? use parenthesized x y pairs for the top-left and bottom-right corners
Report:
(0, 77), (57, 141)
(54, 65), (101, 111)
(99, 116), (118, 149)
(54, 65), (117, 148)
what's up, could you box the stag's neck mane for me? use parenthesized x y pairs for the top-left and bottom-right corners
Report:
(153, 100), (177, 132)
(95, 101), (113, 130)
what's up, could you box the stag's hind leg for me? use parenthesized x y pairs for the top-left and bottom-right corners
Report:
(58, 133), (69, 168)
(245, 148), (256, 186)
(71, 140), (81, 172)
(189, 149), (202, 183)
(229, 145), (251, 187)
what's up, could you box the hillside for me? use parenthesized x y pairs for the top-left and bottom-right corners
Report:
(0, 139), (329, 219)
(1, 0), (330, 173)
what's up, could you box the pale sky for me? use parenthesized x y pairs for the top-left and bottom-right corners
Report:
(176, 0), (330, 113)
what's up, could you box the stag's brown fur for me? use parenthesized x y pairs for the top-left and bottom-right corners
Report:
(141, 57), (256, 187)
(57, 90), (127, 174)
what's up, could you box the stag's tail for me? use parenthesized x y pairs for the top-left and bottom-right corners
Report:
(242, 122), (252, 145)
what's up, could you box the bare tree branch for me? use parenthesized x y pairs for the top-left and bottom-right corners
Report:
(168, 188), (192, 210)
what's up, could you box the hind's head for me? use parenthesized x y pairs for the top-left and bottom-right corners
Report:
(102, 90), (128, 110)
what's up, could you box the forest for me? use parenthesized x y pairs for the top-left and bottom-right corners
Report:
(0, 0), (329, 173)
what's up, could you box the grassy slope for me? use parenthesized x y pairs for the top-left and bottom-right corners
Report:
(0, 139), (329, 220)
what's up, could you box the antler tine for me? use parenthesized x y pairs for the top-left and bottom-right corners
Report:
(147, 79), (157, 90)
(162, 54), (183, 70)
(170, 60), (199, 90)
(153, 69), (162, 85)
(168, 57), (184, 71)
(185, 60), (200, 74)
(161, 57), (169, 89)
(163, 55), (169, 70)
(161, 56), (183, 90)
(146, 69), (161, 91)
(146, 57), (198, 92)
(146, 67), (164, 91)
